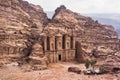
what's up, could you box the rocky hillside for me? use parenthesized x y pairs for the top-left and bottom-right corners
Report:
(103, 51), (120, 73)
(50, 5), (119, 53)
(0, 0), (48, 56)
(84, 14), (120, 37)
(0, 0), (119, 64)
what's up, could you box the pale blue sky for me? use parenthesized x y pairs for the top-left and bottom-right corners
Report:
(25, 0), (120, 13)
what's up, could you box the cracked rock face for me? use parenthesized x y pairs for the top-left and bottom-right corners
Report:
(51, 5), (119, 53)
(0, 0), (48, 56)
(103, 51), (120, 73)
(0, 0), (49, 69)
(0, 0), (119, 66)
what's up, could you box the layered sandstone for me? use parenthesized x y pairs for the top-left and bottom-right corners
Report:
(0, 0), (120, 67)
(51, 5), (119, 54)
(103, 51), (120, 73)
(0, 0), (48, 57)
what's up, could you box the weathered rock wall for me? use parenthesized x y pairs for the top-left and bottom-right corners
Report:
(51, 5), (119, 54)
(0, 1), (119, 65)
(0, 0), (48, 56)
(103, 51), (120, 73)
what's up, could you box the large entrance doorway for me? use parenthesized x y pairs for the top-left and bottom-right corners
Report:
(58, 54), (61, 61)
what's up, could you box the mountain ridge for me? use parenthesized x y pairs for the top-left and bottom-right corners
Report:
(45, 6), (119, 54)
(0, 1), (119, 61)
(46, 11), (120, 37)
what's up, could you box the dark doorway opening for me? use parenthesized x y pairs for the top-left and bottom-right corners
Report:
(58, 54), (61, 61)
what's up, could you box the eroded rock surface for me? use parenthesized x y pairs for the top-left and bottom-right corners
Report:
(103, 51), (120, 73)
(0, 1), (120, 68)
(0, 0), (49, 68)
(51, 5), (119, 54)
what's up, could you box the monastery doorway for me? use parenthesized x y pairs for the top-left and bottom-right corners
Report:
(58, 54), (61, 61)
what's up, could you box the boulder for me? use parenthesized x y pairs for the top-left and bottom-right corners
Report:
(102, 51), (120, 73)
(28, 56), (49, 70)
(68, 67), (81, 74)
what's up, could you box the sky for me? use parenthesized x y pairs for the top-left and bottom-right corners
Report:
(25, 0), (120, 13)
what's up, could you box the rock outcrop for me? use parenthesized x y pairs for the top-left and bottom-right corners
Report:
(51, 5), (119, 54)
(0, 0), (120, 67)
(103, 51), (120, 73)
(0, 0), (48, 57)
(76, 41), (90, 62)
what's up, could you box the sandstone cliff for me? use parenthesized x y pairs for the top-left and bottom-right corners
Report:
(0, 0), (48, 56)
(0, 0), (120, 66)
(0, 0), (48, 69)
(51, 5), (119, 54)
(103, 51), (120, 73)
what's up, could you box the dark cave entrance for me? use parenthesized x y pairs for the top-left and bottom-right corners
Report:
(58, 54), (61, 61)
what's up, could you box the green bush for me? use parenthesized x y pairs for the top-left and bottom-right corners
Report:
(85, 59), (90, 69)
(85, 59), (97, 70)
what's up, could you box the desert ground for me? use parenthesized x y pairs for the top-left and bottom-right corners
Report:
(0, 62), (120, 80)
